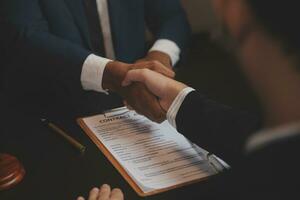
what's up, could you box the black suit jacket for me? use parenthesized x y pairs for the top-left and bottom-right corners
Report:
(0, 0), (190, 117)
(175, 91), (299, 199)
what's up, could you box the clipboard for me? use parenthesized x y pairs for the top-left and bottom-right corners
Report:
(77, 107), (228, 197)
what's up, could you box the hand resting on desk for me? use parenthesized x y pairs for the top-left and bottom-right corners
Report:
(77, 184), (124, 200)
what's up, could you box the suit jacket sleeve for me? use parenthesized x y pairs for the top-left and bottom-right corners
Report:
(176, 91), (261, 164)
(144, 0), (191, 51)
(0, 0), (91, 99)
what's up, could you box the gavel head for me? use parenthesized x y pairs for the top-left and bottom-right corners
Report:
(0, 153), (25, 191)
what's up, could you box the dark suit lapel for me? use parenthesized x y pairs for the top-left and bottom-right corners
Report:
(64, 0), (92, 49)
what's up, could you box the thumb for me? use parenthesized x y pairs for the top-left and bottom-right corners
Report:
(122, 69), (146, 87)
(123, 68), (170, 99)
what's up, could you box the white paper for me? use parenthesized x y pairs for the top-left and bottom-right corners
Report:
(83, 107), (218, 193)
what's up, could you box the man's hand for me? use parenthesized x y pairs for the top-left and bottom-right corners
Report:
(122, 68), (188, 112)
(136, 51), (173, 70)
(77, 184), (124, 200)
(102, 60), (175, 123)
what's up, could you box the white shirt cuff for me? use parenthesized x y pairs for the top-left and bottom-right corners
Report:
(167, 87), (195, 129)
(81, 54), (112, 94)
(149, 39), (181, 66)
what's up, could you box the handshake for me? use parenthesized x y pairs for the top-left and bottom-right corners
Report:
(102, 52), (187, 123)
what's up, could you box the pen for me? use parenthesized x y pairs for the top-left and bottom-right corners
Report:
(41, 119), (86, 154)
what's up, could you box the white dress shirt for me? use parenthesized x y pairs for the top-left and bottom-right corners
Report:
(166, 88), (300, 153)
(246, 121), (300, 152)
(81, 0), (181, 93)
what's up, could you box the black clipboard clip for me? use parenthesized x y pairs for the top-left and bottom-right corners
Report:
(191, 142), (230, 173)
(103, 107), (130, 118)
(206, 153), (230, 172)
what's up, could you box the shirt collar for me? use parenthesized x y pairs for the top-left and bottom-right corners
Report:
(246, 121), (300, 153)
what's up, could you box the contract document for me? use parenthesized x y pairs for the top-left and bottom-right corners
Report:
(78, 107), (228, 196)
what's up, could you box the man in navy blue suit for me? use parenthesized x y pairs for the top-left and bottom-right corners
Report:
(0, 0), (190, 119)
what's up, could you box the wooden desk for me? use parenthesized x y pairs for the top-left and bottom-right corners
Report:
(0, 100), (213, 200)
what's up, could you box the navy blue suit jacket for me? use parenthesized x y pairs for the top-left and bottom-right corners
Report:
(174, 91), (299, 199)
(0, 0), (190, 115)
(1, 0), (190, 63)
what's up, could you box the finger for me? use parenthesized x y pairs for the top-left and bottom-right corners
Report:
(77, 197), (85, 200)
(128, 83), (166, 123)
(88, 188), (99, 200)
(98, 184), (111, 200)
(133, 61), (175, 78)
(110, 188), (124, 200)
(144, 95), (166, 123)
(121, 82), (166, 122)
(144, 103), (166, 123)
(123, 100), (133, 110)
(122, 69), (145, 87)
(159, 99), (172, 112)
(151, 61), (175, 78)
(123, 69), (169, 98)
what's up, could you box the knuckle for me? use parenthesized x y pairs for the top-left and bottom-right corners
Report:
(140, 68), (149, 79)
(149, 60), (156, 65)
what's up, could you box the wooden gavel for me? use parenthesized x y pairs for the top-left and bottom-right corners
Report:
(0, 153), (25, 191)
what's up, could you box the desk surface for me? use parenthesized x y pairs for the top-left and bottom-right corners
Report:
(0, 99), (213, 200)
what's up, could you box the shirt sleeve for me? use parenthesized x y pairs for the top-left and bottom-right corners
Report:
(80, 54), (112, 94)
(167, 87), (195, 129)
(149, 39), (181, 66)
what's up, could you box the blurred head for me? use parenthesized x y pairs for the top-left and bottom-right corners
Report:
(211, 0), (300, 126)
(212, 0), (300, 56)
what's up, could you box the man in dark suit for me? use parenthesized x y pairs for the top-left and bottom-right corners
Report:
(82, 0), (300, 199)
(0, 0), (190, 119)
